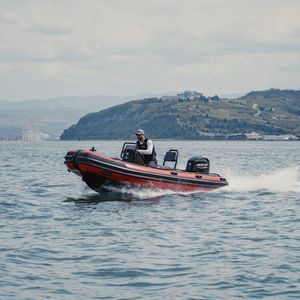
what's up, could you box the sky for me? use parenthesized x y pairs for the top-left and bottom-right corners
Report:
(0, 0), (300, 101)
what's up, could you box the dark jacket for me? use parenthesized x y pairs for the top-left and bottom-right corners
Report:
(136, 138), (157, 164)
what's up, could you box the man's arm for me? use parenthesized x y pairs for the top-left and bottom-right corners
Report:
(137, 139), (153, 155)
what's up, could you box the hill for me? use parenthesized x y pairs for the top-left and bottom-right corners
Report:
(60, 89), (300, 140)
(0, 92), (181, 139)
(0, 95), (125, 139)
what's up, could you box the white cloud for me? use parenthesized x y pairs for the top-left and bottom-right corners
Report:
(0, 0), (299, 100)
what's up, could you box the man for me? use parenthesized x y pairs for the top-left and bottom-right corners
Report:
(135, 129), (157, 167)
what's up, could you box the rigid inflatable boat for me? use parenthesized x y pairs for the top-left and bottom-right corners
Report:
(64, 142), (228, 192)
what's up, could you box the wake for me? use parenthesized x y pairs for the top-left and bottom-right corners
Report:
(224, 167), (300, 193)
(80, 167), (300, 199)
(108, 167), (300, 197)
(107, 185), (195, 199)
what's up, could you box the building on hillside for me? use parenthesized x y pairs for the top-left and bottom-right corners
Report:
(245, 132), (263, 140)
(177, 90), (203, 100)
(22, 127), (41, 142)
(262, 134), (298, 141)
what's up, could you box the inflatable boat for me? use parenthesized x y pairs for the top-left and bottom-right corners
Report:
(64, 142), (228, 192)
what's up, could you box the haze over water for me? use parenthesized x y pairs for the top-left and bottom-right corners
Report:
(0, 141), (299, 299)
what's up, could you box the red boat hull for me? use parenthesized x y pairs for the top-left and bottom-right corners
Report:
(64, 149), (228, 192)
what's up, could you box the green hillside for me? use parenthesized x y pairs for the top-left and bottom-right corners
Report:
(60, 89), (300, 140)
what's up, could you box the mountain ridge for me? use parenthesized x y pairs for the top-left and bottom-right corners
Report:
(0, 94), (126, 139)
(60, 89), (300, 140)
(0, 92), (185, 139)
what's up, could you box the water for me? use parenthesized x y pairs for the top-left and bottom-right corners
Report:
(0, 141), (299, 299)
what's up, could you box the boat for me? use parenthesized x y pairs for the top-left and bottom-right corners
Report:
(64, 142), (228, 192)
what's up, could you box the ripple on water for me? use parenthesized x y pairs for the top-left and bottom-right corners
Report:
(0, 141), (299, 299)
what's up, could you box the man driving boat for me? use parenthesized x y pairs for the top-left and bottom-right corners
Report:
(135, 129), (157, 168)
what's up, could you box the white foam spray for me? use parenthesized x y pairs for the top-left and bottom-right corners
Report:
(106, 185), (200, 199)
(224, 167), (300, 193)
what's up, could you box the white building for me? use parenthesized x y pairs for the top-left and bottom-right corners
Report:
(22, 127), (41, 142)
(245, 132), (262, 140)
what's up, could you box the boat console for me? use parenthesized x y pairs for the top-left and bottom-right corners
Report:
(120, 142), (144, 165)
(120, 142), (210, 173)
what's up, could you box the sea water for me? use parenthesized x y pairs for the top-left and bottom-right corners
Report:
(0, 141), (299, 299)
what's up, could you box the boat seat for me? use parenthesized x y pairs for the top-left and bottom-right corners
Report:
(163, 149), (178, 169)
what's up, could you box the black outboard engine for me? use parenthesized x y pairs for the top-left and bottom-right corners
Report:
(186, 156), (210, 174)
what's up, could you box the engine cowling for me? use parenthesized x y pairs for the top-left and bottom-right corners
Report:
(186, 156), (210, 174)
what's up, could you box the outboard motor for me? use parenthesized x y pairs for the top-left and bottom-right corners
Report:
(186, 156), (210, 174)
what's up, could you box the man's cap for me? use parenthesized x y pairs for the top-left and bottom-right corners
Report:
(135, 129), (144, 135)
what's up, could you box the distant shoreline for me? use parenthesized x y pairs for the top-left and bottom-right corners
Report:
(60, 139), (298, 142)
(2, 138), (299, 142)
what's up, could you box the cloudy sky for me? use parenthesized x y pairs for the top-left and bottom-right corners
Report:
(0, 0), (299, 101)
